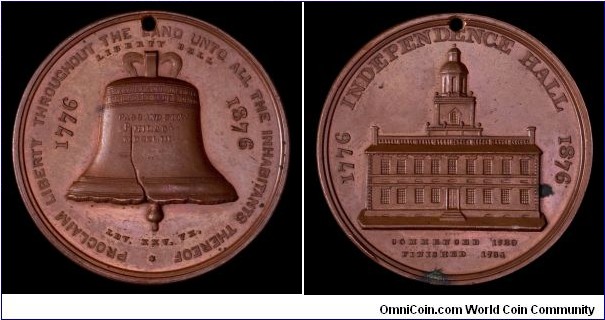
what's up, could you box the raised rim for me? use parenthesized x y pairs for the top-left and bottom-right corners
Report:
(13, 11), (289, 284)
(316, 13), (592, 285)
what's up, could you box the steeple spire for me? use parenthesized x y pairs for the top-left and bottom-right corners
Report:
(440, 45), (468, 96)
(429, 46), (480, 136)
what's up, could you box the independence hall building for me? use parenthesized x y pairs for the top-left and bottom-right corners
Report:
(359, 46), (546, 231)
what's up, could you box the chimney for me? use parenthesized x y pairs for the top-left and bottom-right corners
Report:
(526, 127), (536, 144)
(371, 126), (379, 144)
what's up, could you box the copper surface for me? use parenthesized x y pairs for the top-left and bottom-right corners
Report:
(13, 11), (288, 283)
(317, 14), (592, 284)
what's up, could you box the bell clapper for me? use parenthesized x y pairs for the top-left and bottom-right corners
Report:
(146, 203), (164, 232)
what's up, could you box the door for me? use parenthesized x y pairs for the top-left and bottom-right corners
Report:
(447, 188), (459, 210)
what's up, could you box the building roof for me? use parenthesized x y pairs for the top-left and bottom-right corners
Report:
(366, 144), (542, 154)
(440, 61), (468, 74)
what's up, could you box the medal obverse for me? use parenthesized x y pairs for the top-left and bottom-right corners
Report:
(13, 11), (289, 284)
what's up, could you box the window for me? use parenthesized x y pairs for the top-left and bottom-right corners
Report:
(415, 188), (424, 204)
(520, 189), (530, 204)
(448, 159), (457, 174)
(380, 159), (390, 175)
(396, 159), (406, 174)
(483, 189), (492, 204)
(483, 159), (492, 175)
(466, 159), (475, 174)
(521, 159), (530, 175)
(381, 188), (390, 204)
(414, 159), (424, 174)
(431, 159), (440, 174)
(502, 159), (511, 175)
(466, 188), (475, 204)
(501, 188), (510, 204)
(449, 110), (460, 124)
(431, 188), (440, 203)
(397, 188), (406, 204)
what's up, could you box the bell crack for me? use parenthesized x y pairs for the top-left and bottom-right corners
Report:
(130, 128), (148, 201)
(130, 128), (163, 231)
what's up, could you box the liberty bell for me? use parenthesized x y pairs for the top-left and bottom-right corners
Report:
(67, 51), (238, 231)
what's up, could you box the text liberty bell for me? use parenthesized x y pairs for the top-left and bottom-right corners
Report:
(67, 51), (238, 231)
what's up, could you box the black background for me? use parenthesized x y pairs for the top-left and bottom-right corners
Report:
(305, 2), (604, 294)
(2, 2), (302, 293)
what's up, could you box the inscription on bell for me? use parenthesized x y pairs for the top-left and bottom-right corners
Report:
(66, 51), (238, 231)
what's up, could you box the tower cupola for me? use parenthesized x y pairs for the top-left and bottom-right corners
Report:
(440, 45), (468, 96)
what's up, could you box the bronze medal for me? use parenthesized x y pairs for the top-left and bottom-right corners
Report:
(11, 10), (292, 284)
(316, 11), (595, 286)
